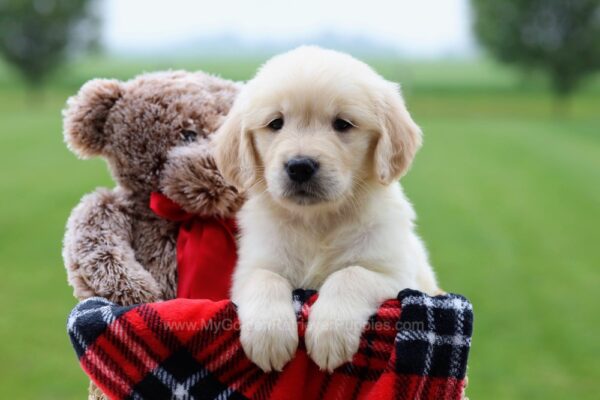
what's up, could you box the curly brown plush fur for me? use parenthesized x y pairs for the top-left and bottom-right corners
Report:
(161, 143), (245, 217)
(62, 70), (243, 399)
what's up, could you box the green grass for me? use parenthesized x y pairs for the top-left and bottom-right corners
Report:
(0, 57), (598, 399)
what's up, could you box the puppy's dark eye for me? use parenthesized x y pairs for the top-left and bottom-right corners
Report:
(267, 118), (284, 131)
(333, 118), (353, 132)
(181, 130), (197, 143)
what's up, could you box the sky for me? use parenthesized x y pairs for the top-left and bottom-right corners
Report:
(101, 0), (476, 58)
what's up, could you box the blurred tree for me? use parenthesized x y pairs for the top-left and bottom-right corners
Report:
(472, 0), (600, 98)
(0, 0), (99, 88)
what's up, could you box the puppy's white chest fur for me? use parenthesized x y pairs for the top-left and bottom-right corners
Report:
(233, 183), (435, 293)
(269, 216), (367, 289)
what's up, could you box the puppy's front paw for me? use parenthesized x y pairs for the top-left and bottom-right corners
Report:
(239, 304), (298, 372)
(305, 301), (368, 372)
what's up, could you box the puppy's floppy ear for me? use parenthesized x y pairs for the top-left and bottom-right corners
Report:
(213, 103), (257, 190)
(63, 78), (123, 158)
(373, 82), (422, 184)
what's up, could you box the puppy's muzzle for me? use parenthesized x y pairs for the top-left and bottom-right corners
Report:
(285, 157), (319, 183)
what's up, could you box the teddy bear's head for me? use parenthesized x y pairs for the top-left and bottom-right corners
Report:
(63, 71), (243, 215)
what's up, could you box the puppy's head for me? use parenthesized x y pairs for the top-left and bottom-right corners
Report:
(214, 46), (421, 212)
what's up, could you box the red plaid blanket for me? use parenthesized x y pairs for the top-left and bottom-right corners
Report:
(68, 289), (472, 400)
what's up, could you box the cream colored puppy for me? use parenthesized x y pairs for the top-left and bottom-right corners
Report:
(214, 46), (439, 373)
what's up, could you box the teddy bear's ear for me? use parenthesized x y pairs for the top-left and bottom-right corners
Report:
(63, 79), (123, 158)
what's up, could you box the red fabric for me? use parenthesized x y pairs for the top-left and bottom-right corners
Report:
(71, 294), (469, 400)
(149, 192), (237, 301)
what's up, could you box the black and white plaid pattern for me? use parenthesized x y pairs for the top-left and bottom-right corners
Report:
(68, 297), (133, 359)
(394, 289), (473, 380)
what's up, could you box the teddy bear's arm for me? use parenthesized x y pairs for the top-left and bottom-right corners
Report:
(160, 141), (244, 217)
(62, 188), (163, 305)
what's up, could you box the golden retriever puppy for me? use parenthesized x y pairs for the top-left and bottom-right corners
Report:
(214, 46), (439, 373)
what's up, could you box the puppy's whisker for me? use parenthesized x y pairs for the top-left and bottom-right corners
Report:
(245, 176), (269, 197)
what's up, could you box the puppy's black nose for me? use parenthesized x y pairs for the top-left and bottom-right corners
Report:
(285, 157), (319, 183)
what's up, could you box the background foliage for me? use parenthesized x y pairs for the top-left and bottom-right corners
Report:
(472, 0), (600, 97)
(0, 0), (99, 87)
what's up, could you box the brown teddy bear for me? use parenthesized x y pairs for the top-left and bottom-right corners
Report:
(62, 70), (244, 399)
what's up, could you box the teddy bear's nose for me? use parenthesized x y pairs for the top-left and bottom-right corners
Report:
(285, 157), (319, 183)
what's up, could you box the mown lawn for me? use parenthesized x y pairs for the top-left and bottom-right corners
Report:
(0, 58), (598, 399)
